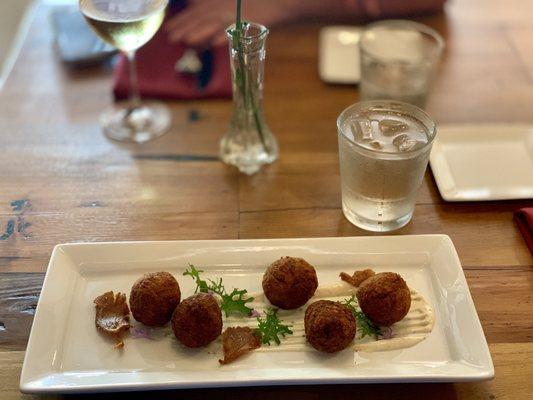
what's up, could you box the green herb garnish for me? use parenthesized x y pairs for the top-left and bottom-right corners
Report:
(183, 264), (209, 293)
(183, 264), (254, 317)
(342, 295), (382, 339)
(255, 307), (293, 345)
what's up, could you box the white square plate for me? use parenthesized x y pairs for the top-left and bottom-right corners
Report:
(21, 235), (493, 394)
(430, 124), (533, 201)
(319, 26), (361, 84)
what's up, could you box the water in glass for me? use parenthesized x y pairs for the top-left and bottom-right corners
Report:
(338, 101), (436, 232)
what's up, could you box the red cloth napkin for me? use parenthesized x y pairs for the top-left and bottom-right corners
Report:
(514, 207), (533, 256)
(112, 30), (231, 101)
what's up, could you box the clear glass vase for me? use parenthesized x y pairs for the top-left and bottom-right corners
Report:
(220, 22), (279, 175)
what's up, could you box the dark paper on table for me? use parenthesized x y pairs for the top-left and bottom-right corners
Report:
(112, 8), (231, 101)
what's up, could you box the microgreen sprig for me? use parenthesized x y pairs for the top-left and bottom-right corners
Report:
(255, 307), (293, 345)
(183, 264), (254, 317)
(183, 264), (209, 293)
(342, 295), (382, 339)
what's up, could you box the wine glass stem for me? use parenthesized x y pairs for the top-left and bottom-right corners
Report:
(126, 51), (141, 109)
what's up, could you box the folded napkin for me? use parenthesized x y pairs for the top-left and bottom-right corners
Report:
(514, 208), (533, 255)
(112, 28), (231, 101)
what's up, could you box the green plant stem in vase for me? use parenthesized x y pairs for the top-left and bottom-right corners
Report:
(219, 0), (279, 175)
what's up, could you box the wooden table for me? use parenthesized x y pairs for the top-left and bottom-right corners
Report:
(1, 0), (532, 398)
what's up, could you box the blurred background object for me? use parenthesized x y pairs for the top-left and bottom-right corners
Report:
(51, 7), (116, 68)
(112, 31), (230, 101)
(0, 0), (37, 90)
(32, 0), (449, 105)
(359, 20), (444, 108)
(165, 0), (447, 48)
(79, 0), (172, 143)
(319, 26), (362, 84)
(114, 0), (230, 101)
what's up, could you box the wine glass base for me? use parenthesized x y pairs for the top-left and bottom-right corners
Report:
(100, 101), (171, 143)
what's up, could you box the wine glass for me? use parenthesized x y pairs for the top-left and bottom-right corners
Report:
(79, 0), (170, 143)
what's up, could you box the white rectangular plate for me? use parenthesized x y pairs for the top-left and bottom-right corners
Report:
(21, 235), (493, 394)
(430, 124), (533, 201)
(319, 26), (361, 84)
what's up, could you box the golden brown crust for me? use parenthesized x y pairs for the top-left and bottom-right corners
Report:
(356, 272), (411, 327)
(262, 256), (318, 310)
(94, 291), (130, 348)
(171, 293), (222, 348)
(340, 269), (376, 287)
(219, 327), (261, 365)
(304, 300), (356, 353)
(129, 271), (181, 326)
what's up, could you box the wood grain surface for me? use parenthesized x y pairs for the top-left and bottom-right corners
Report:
(1, 0), (533, 398)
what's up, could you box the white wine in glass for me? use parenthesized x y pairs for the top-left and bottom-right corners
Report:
(80, 0), (170, 143)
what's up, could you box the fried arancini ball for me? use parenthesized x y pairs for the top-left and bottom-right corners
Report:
(129, 272), (181, 326)
(356, 272), (411, 327)
(262, 256), (318, 310)
(171, 293), (222, 348)
(304, 300), (356, 353)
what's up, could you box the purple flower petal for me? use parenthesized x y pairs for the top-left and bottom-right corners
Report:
(378, 326), (394, 340)
(130, 326), (154, 340)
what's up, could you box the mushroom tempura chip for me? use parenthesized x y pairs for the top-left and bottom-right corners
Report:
(94, 291), (131, 348)
(219, 327), (261, 365)
(340, 269), (376, 287)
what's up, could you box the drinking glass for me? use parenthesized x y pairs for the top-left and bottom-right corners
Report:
(359, 20), (444, 109)
(80, 0), (170, 143)
(337, 100), (437, 232)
